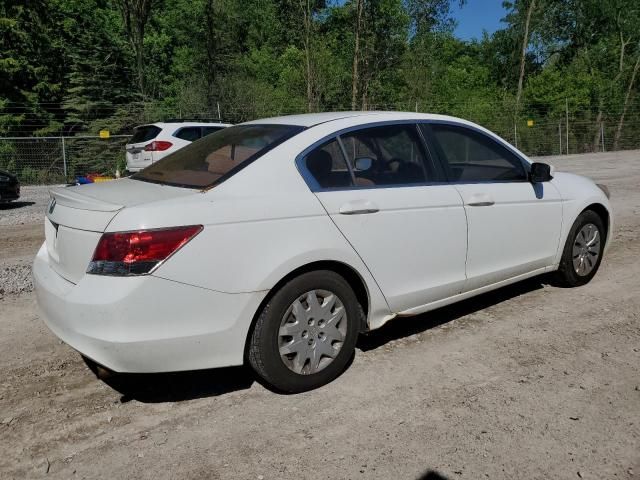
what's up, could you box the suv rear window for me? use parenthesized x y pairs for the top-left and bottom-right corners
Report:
(130, 125), (161, 143)
(132, 124), (304, 189)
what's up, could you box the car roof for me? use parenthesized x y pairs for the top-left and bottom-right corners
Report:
(240, 111), (470, 128)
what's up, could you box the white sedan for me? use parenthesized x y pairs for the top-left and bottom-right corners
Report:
(33, 112), (612, 392)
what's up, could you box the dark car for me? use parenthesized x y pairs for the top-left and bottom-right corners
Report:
(0, 170), (20, 203)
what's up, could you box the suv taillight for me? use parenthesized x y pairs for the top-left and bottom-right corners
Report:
(87, 225), (203, 276)
(144, 140), (173, 151)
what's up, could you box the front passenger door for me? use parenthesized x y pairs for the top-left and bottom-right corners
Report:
(425, 123), (563, 291)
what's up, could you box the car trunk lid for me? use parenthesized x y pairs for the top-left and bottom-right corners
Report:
(45, 179), (194, 284)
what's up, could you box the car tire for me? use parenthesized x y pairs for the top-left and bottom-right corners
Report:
(554, 210), (606, 287)
(248, 270), (362, 393)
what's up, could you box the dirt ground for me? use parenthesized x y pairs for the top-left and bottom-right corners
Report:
(1, 152), (639, 479)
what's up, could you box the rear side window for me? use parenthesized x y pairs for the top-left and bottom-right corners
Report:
(302, 139), (352, 189)
(130, 125), (161, 143)
(203, 126), (225, 137)
(340, 125), (431, 186)
(132, 124), (303, 189)
(174, 127), (202, 142)
(428, 124), (526, 182)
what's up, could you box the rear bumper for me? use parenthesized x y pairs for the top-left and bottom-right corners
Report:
(124, 160), (148, 173)
(125, 149), (166, 172)
(33, 243), (267, 373)
(125, 151), (151, 172)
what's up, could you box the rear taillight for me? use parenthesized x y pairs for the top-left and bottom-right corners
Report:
(87, 225), (203, 276)
(144, 140), (173, 151)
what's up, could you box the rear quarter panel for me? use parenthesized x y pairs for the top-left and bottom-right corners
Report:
(108, 148), (393, 326)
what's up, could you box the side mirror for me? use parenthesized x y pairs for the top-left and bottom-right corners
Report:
(354, 157), (373, 172)
(529, 162), (553, 183)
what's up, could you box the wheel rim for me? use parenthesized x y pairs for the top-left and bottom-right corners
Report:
(278, 289), (347, 375)
(572, 223), (601, 276)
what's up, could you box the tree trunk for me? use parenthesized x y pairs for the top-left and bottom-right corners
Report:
(115, 0), (154, 99)
(615, 11), (630, 78)
(134, 21), (145, 97)
(592, 109), (603, 152)
(300, 0), (314, 112)
(614, 54), (640, 150)
(515, 0), (535, 112)
(204, 0), (218, 106)
(351, 0), (364, 111)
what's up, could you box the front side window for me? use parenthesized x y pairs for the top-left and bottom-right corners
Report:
(132, 124), (303, 189)
(174, 127), (202, 142)
(428, 124), (527, 182)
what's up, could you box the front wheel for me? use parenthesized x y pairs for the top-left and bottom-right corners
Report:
(248, 270), (362, 393)
(554, 210), (606, 287)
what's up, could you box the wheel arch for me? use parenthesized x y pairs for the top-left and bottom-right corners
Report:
(243, 260), (371, 360)
(582, 202), (610, 241)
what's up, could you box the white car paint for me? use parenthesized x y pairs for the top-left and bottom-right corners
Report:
(33, 111), (613, 374)
(455, 181), (563, 291)
(125, 121), (232, 172)
(316, 185), (468, 312)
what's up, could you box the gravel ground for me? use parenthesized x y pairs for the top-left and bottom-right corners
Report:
(0, 186), (51, 298)
(0, 151), (639, 479)
(0, 185), (52, 227)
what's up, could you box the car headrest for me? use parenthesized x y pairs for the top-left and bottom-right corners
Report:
(306, 150), (333, 178)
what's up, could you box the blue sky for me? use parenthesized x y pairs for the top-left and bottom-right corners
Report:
(451, 0), (508, 40)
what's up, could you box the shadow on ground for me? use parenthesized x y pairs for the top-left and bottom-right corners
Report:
(358, 276), (546, 351)
(97, 276), (547, 403)
(0, 201), (35, 210)
(99, 365), (254, 403)
(416, 471), (451, 480)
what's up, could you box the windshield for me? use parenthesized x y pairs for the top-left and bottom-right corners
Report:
(132, 124), (304, 189)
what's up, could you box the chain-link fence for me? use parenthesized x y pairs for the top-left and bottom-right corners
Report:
(1, 110), (639, 185)
(0, 135), (130, 184)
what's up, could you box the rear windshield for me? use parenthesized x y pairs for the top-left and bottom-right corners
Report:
(130, 125), (161, 143)
(131, 124), (304, 189)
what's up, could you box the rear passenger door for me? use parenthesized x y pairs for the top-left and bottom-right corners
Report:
(424, 122), (563, 291)
(301, 123), (468, 313)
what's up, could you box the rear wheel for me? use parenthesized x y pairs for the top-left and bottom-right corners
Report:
(248, 270), (361, 393)
(555, 210), (605, 287)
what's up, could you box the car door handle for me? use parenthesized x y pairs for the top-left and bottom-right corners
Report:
(466, 193), (495, 207)
(339, 200), (379, 215)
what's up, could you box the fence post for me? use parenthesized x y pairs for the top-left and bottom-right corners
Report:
(61, 136), (67, 179)
(558, 123), (562, 155)
(217, 102), (221, 121)
(514, 121), (518, 148)
(601, 122), (605, 152)
(565, 98), (569, 155)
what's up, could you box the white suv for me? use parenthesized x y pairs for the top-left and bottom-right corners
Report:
(125, 121), (232, 172)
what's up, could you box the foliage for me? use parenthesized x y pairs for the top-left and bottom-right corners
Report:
(1, 0), (640, 169)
